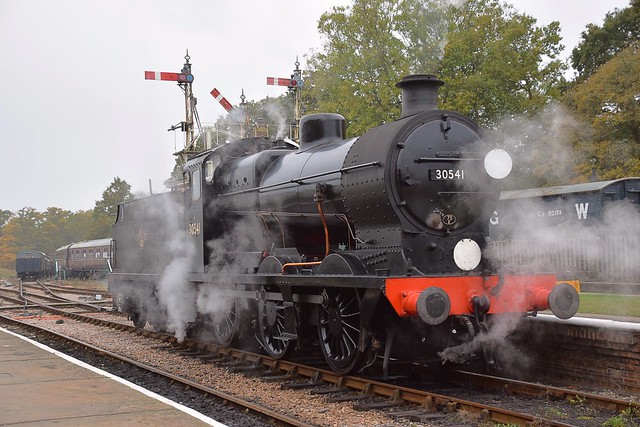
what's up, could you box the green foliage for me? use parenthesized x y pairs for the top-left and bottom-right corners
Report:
(571, 0), (640, 81)
(0, 178), (134, 269)
(219, 95), (294, 140)
(569, 394), (587, 406)
(304, 0), (450, 136)
(0, 266), (14, 280)
(438, 0), (567, 127)
(94, 177), (134, 218)
(604, 416), (628, 427)
(303, 0), (565, 138)
(92, 177), (134, 238)
(0, 210), (11, 228)
(564, 45), (640, 180)
(604, 407), (640, 427)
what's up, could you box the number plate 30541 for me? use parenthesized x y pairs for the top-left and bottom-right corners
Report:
(429, 169), (465, 180)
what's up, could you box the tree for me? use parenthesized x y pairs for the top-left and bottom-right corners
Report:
(571, 0), (640, 81)
(564, 45), (640, 179)
(438, 0), (566, 127)
(304, 0), (566, 136)
(211, 94), (295, 142)
(94, 177), (134, 218)
(304, 0), (450, 136)
(0, 208), (45, 268)
(0, 182), (134, 269)
(0, 219), (18, 269)
(91, 178), (134, 239)
(11, 208), (45, 250)
(0, 210), (11, 228)
(37, 208), (72, 255)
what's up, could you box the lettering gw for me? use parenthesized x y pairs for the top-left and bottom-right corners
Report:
(575, 203), (589, 220)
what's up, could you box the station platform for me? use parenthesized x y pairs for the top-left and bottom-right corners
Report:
(0, 327), (224, 426)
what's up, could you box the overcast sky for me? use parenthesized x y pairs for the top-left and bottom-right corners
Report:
(0, 0), (630, 213)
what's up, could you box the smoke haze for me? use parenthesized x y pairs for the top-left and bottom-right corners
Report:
(153, 195), (198, 341)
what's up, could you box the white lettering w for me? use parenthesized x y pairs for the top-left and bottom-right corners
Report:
(575, 203), (589, 219)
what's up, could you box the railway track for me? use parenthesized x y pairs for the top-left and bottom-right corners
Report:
(22, 280), (112, 298)
(1, 288), (637, 426)
(0, 315), (308, 427)
(0, 282), (113, 313)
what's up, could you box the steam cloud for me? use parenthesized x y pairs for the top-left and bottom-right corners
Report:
(486, 200), (640, 282)
(140, 195), (270, 342)
(441, 103), (639, 367)
(196, 205), (267, 320)
(264, 101), (290, 139)
(152, 194), (197, 342)
(439, 314), (533, 374)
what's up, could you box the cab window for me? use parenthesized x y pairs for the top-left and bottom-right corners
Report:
(192, 169), (201, 201)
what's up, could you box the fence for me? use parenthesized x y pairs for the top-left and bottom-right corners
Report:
(488, 235), (640, 282)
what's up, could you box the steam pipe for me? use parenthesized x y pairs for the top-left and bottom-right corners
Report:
(281, 195), (331, 273)
(281, 261), (321, 274)
(317, 201), (330, 257)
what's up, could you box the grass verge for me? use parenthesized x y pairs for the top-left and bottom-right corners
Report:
(578, 293), (640, 318)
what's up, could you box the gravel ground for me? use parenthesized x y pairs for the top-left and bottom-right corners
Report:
(5, 301), (638, 427)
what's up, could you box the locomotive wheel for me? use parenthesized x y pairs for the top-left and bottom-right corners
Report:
(317, 288), (367, 374)
(131, 310), (146, 329)
(258, 299), (293, 359)
(212, 298), (242, 347)
(150, 318), (169, 334)
(257, 256), (297, 359)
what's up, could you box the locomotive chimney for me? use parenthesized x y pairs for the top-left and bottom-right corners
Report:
(396, 74), (444, 118)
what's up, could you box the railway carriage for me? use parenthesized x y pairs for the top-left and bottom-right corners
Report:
(489, 178), (640, 282)
(109, 75), (579, 374)
(55, 238), (113, 279)
(15, 250), (55, 280)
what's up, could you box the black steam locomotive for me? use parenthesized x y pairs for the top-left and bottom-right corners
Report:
(108, 75), (579, 374)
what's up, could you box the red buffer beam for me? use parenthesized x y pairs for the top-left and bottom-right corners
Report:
(210, 88), (234, 112)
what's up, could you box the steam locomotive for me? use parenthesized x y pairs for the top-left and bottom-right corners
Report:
(108, 75), (579, 374)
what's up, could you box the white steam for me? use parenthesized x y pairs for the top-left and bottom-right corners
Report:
(264, 101), (290, 139)
(488, 200), (640, 282)
(146, 194), (197, 342)
(196, 202), (268, 320)
(486, 103), (588, 186)
(439, 314), (533, 374)
(156, 253), (197, 342)
(443, 103), (630, 368)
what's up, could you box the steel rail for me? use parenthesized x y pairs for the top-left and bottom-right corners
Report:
(14, 283), (111, 312)
(3, 297), (634, 426)
(193, 348), (577, 427)
(450, 369), (638, 412)
(30, 280), (112, 298)
(0, 315), (314, 427)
